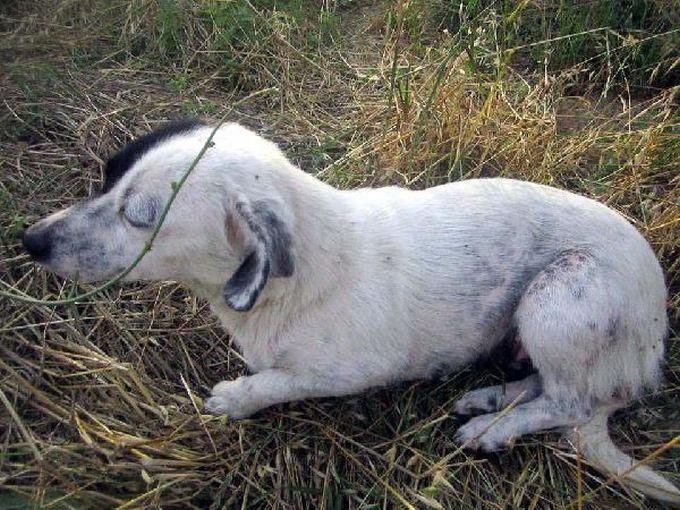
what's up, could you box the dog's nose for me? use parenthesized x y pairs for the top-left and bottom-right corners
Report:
(22, 225), (53, 261)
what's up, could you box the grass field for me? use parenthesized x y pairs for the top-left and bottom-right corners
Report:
(0, 0), (678, 508)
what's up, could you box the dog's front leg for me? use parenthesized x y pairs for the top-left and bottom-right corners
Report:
(204, 369), (347, 419)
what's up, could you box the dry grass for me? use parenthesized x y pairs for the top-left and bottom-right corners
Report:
(0, 1), (678, 508)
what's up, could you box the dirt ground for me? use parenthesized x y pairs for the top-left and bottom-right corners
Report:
(0, 1), (678, 508)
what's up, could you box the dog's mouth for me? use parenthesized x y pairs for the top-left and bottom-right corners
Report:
(34, 255), (125, 284)
(35, 261), (83, 282)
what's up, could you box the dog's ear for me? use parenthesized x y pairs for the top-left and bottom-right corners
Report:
(223, 197), (294, 311)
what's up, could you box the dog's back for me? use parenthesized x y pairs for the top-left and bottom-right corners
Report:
(337, 178), (666, 381)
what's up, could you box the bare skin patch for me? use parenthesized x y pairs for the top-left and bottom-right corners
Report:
(525, 250), (592, 297)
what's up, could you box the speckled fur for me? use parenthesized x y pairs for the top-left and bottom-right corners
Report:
(24, 122), (678, 503)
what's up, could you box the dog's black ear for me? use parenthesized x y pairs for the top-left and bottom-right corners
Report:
(223, 198), (294, 311)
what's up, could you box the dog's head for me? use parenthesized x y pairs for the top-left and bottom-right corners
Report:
(21, 119), (295, 311)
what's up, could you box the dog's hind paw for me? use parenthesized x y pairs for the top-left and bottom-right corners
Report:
(454, 388), (500, 416)
(454, 415), (514, 452)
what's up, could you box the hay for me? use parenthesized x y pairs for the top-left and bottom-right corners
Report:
(1, 1), (678, 508)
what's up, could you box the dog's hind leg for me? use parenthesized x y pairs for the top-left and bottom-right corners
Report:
(454, 373), (541, 416)
(455, 394), (589, 450)
(458, 249), (679, 502)
(454, 251), (606, 448)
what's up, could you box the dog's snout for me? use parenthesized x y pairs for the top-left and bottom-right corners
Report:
(22, 225), (53, 261)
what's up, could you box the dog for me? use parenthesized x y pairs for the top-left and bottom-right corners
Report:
(21, 119), (679, 503)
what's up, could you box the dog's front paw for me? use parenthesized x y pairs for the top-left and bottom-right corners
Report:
(203, 378), (256, 419)
(203, 395), (248, 420)
(454, 388), (500, 416)
(454, 415), (513, 452)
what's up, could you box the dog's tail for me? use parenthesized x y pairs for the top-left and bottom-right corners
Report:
(565, 407), (680, 505)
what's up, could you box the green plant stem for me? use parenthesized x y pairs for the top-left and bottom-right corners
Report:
(0, 87), (276, 307)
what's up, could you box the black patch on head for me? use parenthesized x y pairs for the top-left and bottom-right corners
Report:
(101, 118), (208, 193)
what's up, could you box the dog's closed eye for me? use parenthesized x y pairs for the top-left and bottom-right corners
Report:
(120, 194), (159, 229)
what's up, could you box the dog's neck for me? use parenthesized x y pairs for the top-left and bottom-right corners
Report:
(191, 166), (358, 370)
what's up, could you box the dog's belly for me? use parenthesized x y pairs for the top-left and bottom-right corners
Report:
(274, 250), (541, 387)
(398, 269), (533, 379)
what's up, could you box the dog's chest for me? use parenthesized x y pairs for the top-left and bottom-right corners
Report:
(209, 301), (283, 372)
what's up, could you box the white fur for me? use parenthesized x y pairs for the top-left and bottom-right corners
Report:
(27, 123), (678, 503)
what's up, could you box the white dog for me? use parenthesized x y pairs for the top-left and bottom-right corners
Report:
(22, 120), (679, 503)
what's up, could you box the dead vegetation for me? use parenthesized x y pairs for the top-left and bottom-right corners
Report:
(0, 1), (678, 508)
